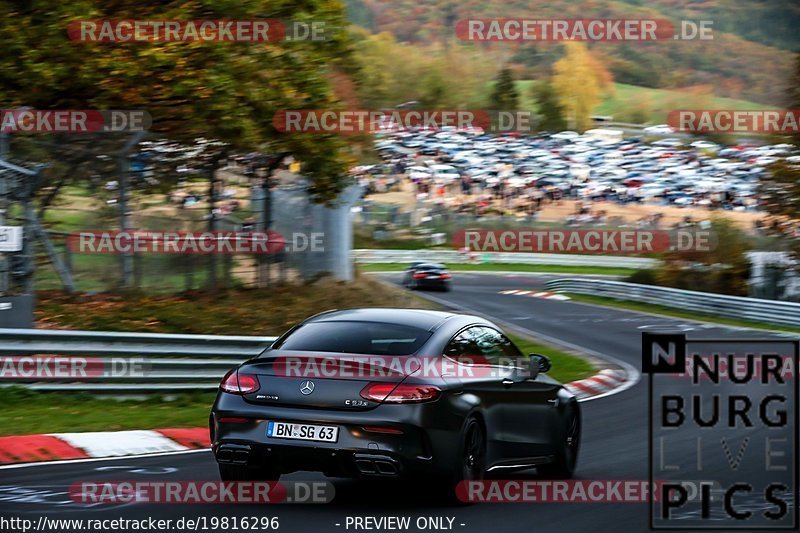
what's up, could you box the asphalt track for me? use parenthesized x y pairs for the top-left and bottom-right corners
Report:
(0, 272), (795, 533)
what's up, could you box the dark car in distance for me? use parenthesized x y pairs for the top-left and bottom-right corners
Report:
(210, 308), (581, 494)
(402, 262), (452, 291)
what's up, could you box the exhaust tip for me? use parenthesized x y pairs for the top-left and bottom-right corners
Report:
(375, 461), (399, 475)
(355, 459), (377, 474)
(354, 455), (400, 476)
(232, 450), (250, 464)
(216, 449), (233, 462)
(217, 444), (251, 464)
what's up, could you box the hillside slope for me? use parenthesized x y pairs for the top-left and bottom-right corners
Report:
(345, 0), (796, 106)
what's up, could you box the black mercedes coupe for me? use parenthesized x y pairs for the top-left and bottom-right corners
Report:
(210, 308), (580, 492)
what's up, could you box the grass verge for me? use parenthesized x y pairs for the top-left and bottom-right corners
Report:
(0, 387), (215, 437)
(35, 275), (434, 334)
(505, 333), (596, 384)
(358, 263), (635, 276)
(566, 293), (800, 335)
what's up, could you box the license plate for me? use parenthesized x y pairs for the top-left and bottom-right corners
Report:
(266, 421), (339, 443)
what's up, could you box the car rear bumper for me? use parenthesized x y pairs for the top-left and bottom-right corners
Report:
(210, 395), (464, 479)
(214, 441), (425, 478)
(413, 278), (450, 290)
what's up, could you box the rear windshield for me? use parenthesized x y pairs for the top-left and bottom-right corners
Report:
(273, 321), (431, 355)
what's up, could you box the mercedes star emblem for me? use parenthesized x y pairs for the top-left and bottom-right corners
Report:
(300, 380), (315, 395)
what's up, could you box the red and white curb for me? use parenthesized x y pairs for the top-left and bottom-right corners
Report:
(0, 427), (209, 465)
(499, 289), (571, 301)
(563, 368), (629, 400)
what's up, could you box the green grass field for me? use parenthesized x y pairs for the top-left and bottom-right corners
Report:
(506, 333), (595, 385)
(515, 81), (772, 124)
(594, 83), (773, 123)
(0, 387), (216, 437)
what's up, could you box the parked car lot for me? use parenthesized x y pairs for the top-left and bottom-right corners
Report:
(359, 128), (797, 212)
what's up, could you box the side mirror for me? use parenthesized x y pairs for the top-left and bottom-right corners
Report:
(529, 353), (551, 375)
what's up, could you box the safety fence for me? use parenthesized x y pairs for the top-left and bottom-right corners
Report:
(0, 328), (276, 392)
(545, 278), (800, 327)
(354, 249), (657, 269)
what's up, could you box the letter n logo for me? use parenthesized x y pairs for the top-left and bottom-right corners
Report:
(642, 333), (686, 374)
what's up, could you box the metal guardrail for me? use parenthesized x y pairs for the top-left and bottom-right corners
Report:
(545, 278), (800, 327)
(353, 249), (657, 269)
(0, 329), (277, 392)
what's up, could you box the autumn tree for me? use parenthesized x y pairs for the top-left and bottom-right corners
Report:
(551, 42), (612, 131)
(753, 54), (800, 268)
(531, 78), (566, 132)
(0, 0), (355, 201)
(759, 161), (800, 268)
(787, 53), (800, 147)
(351, 29), (491, 109)
(655, 218), (752, 296)
(489, 67), (519, 110)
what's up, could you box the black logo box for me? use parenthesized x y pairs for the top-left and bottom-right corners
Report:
(643, 333), (799, 530)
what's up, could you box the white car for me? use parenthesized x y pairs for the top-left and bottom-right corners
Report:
(690, 140), (719, 150)
(551, 131), (580, 140)
(755, 156), (778, 166)
(652, 138), (684, 148)
(643, 124), (675, 135)
(407, 165), (432, 179)
(429, 164), (460, 181)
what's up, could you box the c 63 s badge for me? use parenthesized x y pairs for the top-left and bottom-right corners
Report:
(345, 399), (369, 407)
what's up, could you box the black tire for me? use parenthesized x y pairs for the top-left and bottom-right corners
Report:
(218, 464), (281, 481)
(538, 403), (580, 479)
(459, 418), (486, 483)
(439, 417), (486, 504)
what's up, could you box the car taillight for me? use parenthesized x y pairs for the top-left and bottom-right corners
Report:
(220, 371), (260, 394)
(439, 273), (451, 279)
(412, 272), (427, 279)
(360, 382), (441, 404)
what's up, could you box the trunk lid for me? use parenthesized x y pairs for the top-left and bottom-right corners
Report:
(237, 350), (421, 411)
